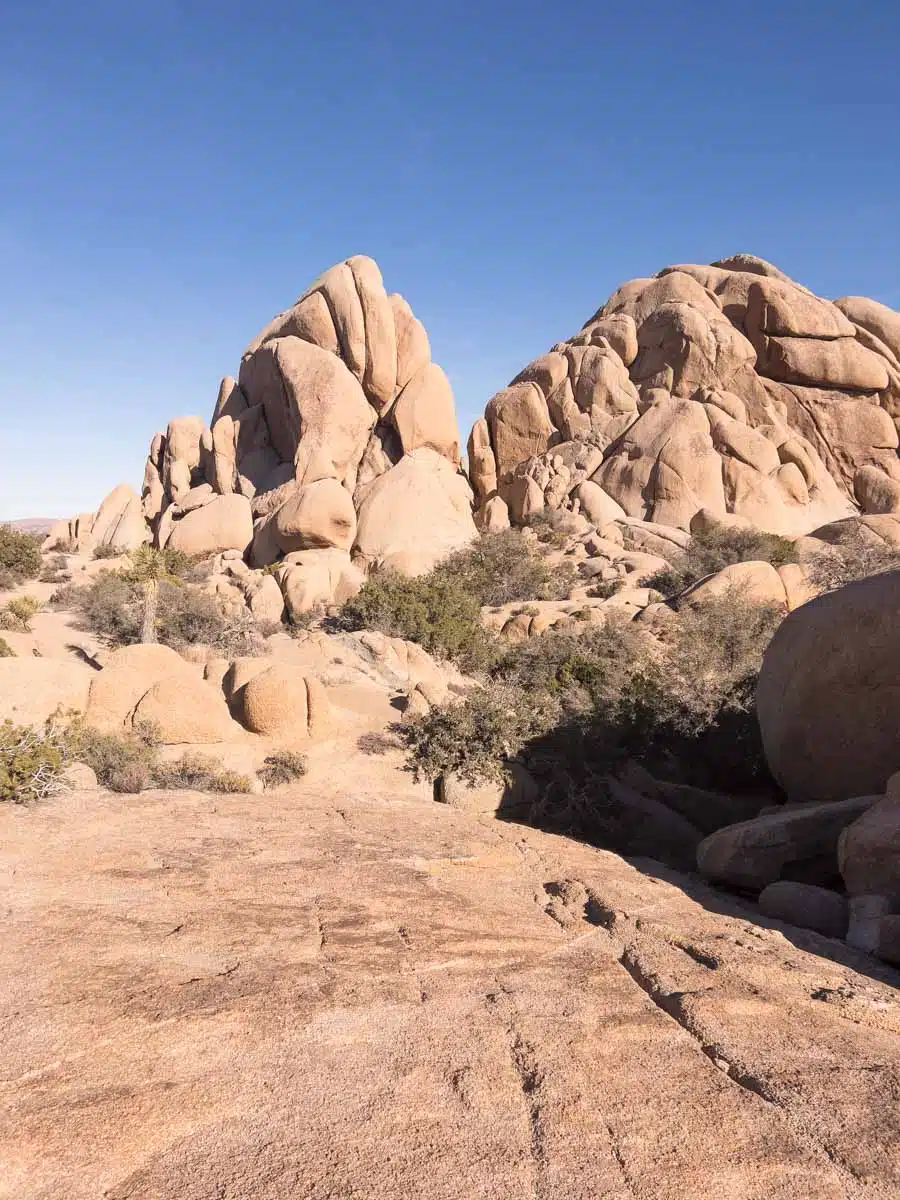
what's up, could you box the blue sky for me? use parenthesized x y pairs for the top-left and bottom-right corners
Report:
(1, 1), (898, 518)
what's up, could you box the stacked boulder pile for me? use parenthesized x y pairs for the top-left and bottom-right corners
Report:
(46, 256), (477, 616)
(469, 254), (900, 538)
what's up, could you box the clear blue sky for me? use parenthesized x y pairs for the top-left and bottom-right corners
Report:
(1, 1), (898, 519)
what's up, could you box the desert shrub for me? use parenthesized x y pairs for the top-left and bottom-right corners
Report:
(586, 577), (624, 600)
(258, 750), (308, 789)
(0, 720), (66, 803)
(441, 530), (572, 605)
(0, 637), (13, 657)
(0, 526), (42, 584)
(339, 569), (496, 670)
(92, 543), (123, 561)
(156, 585), (226, 647)
(402, 590), (784, 796)
(806, 530), (900, 593)
(155, 752), (251, 793)
(0, 595), (44, 632)
(64, 717), (161, 793)
(644, 526), (795, 598)
(39, 554), (71, 584)
(52, 572), (141, 643)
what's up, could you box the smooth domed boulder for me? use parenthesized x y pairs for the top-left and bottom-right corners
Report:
(353, 448), (477, 575)
(757, 881), (848, 939)
(132, 674), (244, 745)
(240, 664), (333, 741)
(272, 479), (357, 553)
(677, 561), (788, 609)
(485, 383), (555, 480)
(85, 644), (193, 733)
(575, 480), (627, 526)
(836, 295), (900, 363)
(0, 660), (93, 729)
(756, 571), (900, 802)
(90, 484), (151, 552)
(697, 797), (875, 891)
(165, 494), (254, 557)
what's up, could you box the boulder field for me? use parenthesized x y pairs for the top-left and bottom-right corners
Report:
(46, 253), (900, 617)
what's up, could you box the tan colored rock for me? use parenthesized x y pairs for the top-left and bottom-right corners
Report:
(85, 644), (198, 733)
(90, 484), (150, 551)
(303, 261), (367, 380)
(276, 549), (364, 617)
(165, 494), (253, 557)
(132, 673), (244, 745)
(353, 448), (477, 575)
(485, 383), (555, 479)
(245, 573), (286, 624)
(347, 255), (397, 411)
(678, 561), (788, 609)
(585, 313), (639, 366)
(511, 352), (569, 396)
(502, 474), (545, 525)
(238, 337), (375, 486)
(835, 295), (900, 362)
(163, 417), (206, 502)
(0, 660), (92, 728)
(391, 293), (431, 394)
(240, 664), (332, 741)
(757, 571), (900, 801)
(697, 797), (875, 890)
(272, 478), (357, 553)
(854, 464), (900, 514)
(391, 363), (460, 462)
(477, 495), (510, 532)
(245, 291), (341, 358)
(212, 377), (249, 425)
(760, 335), (889, 391)
(745, 279), (855, 341)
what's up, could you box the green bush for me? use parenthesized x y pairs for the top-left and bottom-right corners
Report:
(155, 753), (251, 793)
(643, 525), (795, 598)
(0, 720), (66, 803)
(258, 750), (308, 789)
(92, 543), (123, 561)
(440, 530), (574, 606)
(0, 526), (42, 584)
(402, 590), (784, 797)
(340, 569), (496, 671)
(0, 595), (44, 632)
(0, 637), (13, 658)
(806, 530), (900, 594)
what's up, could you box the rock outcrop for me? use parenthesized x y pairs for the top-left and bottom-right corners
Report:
(470, 254), (900, 538)
(50, 257), (475, 606)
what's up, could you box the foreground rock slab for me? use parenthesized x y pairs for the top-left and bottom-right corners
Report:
(1, 754), (898, 1199)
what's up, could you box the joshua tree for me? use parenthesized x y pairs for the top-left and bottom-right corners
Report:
(120, 546), (181, 644)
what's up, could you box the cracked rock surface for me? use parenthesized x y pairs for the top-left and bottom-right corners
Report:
(1, 747), (898, 1199)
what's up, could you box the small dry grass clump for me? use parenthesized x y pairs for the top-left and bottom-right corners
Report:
(258, 751), (308, 789)
(64, 717), (162, 793)
(357, 729), (403, 756)
(155, 753), (252, 793)
(0, 636), (14, 658)
(92, 544), (123, 561)
(39, 554), (71, 584)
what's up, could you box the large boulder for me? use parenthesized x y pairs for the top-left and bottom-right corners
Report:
(272, 479), (357, 553)
(756, 571), (900, 802)
(353, 448), (477, 575)
(85, 644), (244, 744)
(276, 549), (365, 617)
(696, 797), (875, 891)
(239, 664), (333, 741)
(0, 660), (93, 728)
(164, 494), (254, 558)
(757, 881), (848, 939)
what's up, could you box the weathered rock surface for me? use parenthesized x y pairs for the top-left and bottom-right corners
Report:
(697, 797), (875, 891)
(838, 774), (900, 903)
(472, 255), (900, 537)
(757, 571), (900, 802)
(2, 769), (898, 1199)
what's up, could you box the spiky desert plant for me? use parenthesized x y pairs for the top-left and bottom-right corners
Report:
(119, 546), (182, 644)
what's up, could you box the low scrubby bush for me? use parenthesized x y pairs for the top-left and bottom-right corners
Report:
(807, 530), (900, 594)
(0, 527), (42, 586)
(0, 637), (13, 657)
(64, 717), (162, 793)
(39, 554), (71, 584)
(0, 720), (67, 803)
(0, 595), (43, 632)
(155, 752), (251, 793)
(402, 589), (783, 801)
(92, 544), (123, 561)
(644, 525), (795, 598)
(258, 750), (308, 789)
